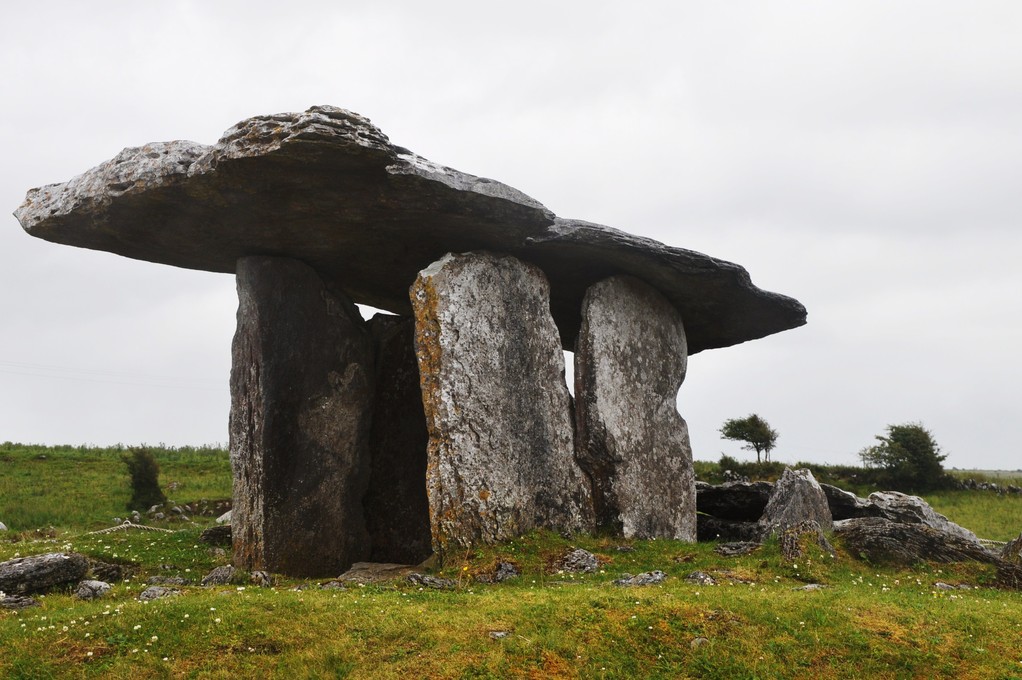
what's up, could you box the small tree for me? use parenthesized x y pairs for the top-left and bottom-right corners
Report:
(859, 422), (949, 492)
(122, 447), (167, 511)
(719, 414), (779, 463)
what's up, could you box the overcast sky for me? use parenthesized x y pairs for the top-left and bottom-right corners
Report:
(2, 1), (1020, 470)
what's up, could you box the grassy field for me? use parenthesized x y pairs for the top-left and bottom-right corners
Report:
(2, 445), (1022, 678)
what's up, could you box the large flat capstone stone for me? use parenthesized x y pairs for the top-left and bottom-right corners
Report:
(575, 276), (696, 540)
(411, 252), (594, 555)
(230, 256), (373, 577)
(15, 106), (805, 353)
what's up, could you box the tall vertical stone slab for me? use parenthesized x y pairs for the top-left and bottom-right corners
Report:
(575, 275), (696, 540)
(230, 256), (374, 577)
(364, 314), (432, 564)
(411, 252), (593, 556)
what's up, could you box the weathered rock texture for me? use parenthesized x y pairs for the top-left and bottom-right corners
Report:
(696, 480), (774, 522)
(0, 552), (89, 595)
(411, 252), (593, 555)
(15, 106), (806, 353)
(834, 517), (994, 565)
(575, 275), (695, 540)
(364, 314), (432, 564)
(864, 491), (981, 545)
(230, 256), (374, 577)
(1002, 531), (1022, 565)
(758, 469), (832, 538)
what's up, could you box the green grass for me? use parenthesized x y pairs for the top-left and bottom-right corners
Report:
(3, 445), (1022, 678)
(0, 443), (231, 531)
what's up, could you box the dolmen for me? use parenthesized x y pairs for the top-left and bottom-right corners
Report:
(15, 106), (806, 577)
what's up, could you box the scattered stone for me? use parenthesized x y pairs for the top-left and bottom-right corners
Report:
(319, 580), (347, 590)
(250, 570), (274, 587)
(778, 520), (835, 561)
(613, 571), (667, 587)
(201, 565), (238, 587)
(407, 573), (457, 590)
(489, 630), (511, 640)
(337, 562), (418, 585)
(685, 571), (716, 586)
(230, 256), (374, 577)
(615, 546), (635, 553)
(147, 576), (190, 586)
(153, 512), (166, 521)
(494, 562), (520, 582)
(714, 542), (762, 557)
(690, 637), (709, 649)
(199, 525), (232, 547)
(75, 580), (112, 600)
(0, 552), (90, 595)
(215, 510), (232, 525)
(138, 586), (180, 602)
(364, 314), (432, 565)
(794, 583), (827, 591)
(0, 521), (7, 531)
(574, 275), (696, 540)
(865, 492), (982, 546)
(934, 582), (956, 591)
(560, 549), (599, 574)
(696, 480), (775, 522)
(1, 595), (38, 609)
(412, 252), (593, 555)
(758, 469), (832, 539)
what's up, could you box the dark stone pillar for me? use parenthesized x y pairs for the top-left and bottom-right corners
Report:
(364, 314), (432, 565)
(230, 256), (374, 577)
(575, 275), (696, 540)
(411, 252), (593, 557)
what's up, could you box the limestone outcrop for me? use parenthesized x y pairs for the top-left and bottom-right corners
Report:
(758, 469), (832, 538)
(15, 106), (806, 354)
(411, 252), (593, 555)
(0, 552), (89, 595)
(230, 256), (374, 576)
(575, 275), (695, 540)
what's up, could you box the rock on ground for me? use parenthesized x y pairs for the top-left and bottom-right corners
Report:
(864, 491), (982, 545)
(758, 469), (832, 538)
(138, 586), (180, 602)
(1002, 531), (1022, 565)
(614, 571), (667, 587)
(75, 580), (112, 600)
(574, 275), (695, 540)
(777, 520), (835, 561)
(834, 517), (995, 565)
(201, 565), (238, 587)
(0, 552), (89, 595)
(560, 549), (599, 574)
(1, 595), (38, 609)
(230, 256), (374, 577)
(336, 562), (419, 585)
(411, 252), (593, 556)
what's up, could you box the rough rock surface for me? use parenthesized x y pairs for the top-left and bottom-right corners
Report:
(834, 517), (994, 565)
(574, 276), (695, 540)
(15, 106), (806, 353)
(337, 562), (418, 585)
(697, 515), (762, 543)
(138, 586), (180, 602)
(201, 565), (238, 587)
(75, 580), (112, 600)
(820, 483), (878, 520)
(697, 481), (774, 522)
(407, 573), (457, 590)
(614, 571), (667, 587)
(1002, 531), (1022, 565)
(758, 469), (832, 538)
(364, 314), (432, 564)
(560, 549), (600, 574)
(200, 524), (232, 547)
(864, 491), (981, 545)
(230, 256), (374, 577)
(411, 252), (593, 555)
(0, 552), (89, 595)
(1, 595), (38, 609)
(777, 520), (835, 561)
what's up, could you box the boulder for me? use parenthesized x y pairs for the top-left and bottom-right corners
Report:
(200, 524), (232, 547)
(215, 510), (232, 525)
(820, 483), (878, 521)
(201, 565), (238, 587)
(696, 481), (775, 522)
(229, 256), (374, 577)
(758, 469), (832, 538)
(138, 586), (180, 602)
(1, 595), (38, 609)
(337, 562), (418, 585)
(574, 275), (696, 540)
(15, 106), (805, 354)
(363, 314), (432, 565)
(864, 491), (981, 545)
(834, 517), (994, 565)
(560, 549), (599, 574)
(0, 552), (89, 595)
(777, 520), (835, 561)
(411, 252), (593, 555)
(614, 571), (666, 587)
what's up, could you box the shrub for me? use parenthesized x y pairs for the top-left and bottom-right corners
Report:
(859, 422), (953, 492)
(122, 447), (167, 511)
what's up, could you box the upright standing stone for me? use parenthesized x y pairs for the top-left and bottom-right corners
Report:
(575, 275), (696, 540)
(758, 468), (833, 537)
(230, 256), (374, 577)
(411, 252), (593, 556)
(364, 314), (432, 564)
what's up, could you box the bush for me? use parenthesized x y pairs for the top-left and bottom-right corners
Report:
(122, 447), (167, 511)
(859, 423), (953, 492)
